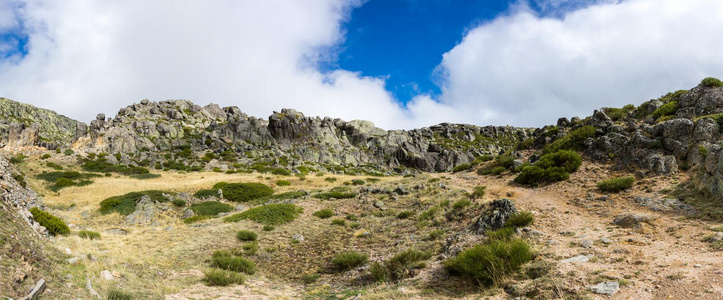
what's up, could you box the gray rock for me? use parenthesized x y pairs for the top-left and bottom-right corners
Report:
(474, 199), (517, 234)
(373, 201), (386, 210)
(66, 257), (81, 264)
(590, 281), (620, 295)
(580, 240), (594, 249)
(292, 234), (305, 242)
(560, 255), (593, 263)
(125, 196), (157, 225)
(612, 213), (656, 227)
(86, 278), (101, 299)
(100, 270), (114, 281)
(393, 186), (409, 195)
(182, 209), (195, 219)
(22, 278), (46, 300)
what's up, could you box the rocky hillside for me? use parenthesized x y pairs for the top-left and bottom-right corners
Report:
(0, 97), (79, 149)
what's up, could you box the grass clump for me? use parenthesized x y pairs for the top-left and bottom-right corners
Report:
(702, 77), (723, 87)
(36, 171), (100, 191)
(99, 190), (173, 215)
(271, 168), (291, 176)
(452, 163), (472, 173)
(183, 215), (212, 224)
(452, 199), (472, 210)
(203, 269), (246, 286)
(370, 249), (432, 283)
(107, 289), (133, 300)
(603, 104), (635, 121)
(324, 177), (337, 182)
(514, 150), (582, 186)
(314, 188), (358, 200)
(397, 210), (414, 219)
(597, 176), (635, 192)
(276, 180), (291, 186)
(29, 207), (69, 236)
(444, 238), (534, 286)
(213, 182), (273, 202)
(78, 230), (101, 240)
(212, 256), (256, 274)
(46, 162), (63, 170)
(194, 189), (219, 199)
(224, 203), (302, 225)
(504, 211), (535, 228)
(191, 201), (233, 216)
(171, 199), (186, 207)
(263, 225), (275, 231)
(313, 209), (334, 219)
(331, 251), (369, 271)
(651, 101), (680, 121)
(470, 185), (486, 199)
(331, 219), (347, 226)
(236, 230), (258, 242)
(544, 126), (596, 154)
(351, 179), (365, 185)
(301, 273), (320, 284)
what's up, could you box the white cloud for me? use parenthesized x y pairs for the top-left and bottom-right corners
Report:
(437, 0), (723, 127)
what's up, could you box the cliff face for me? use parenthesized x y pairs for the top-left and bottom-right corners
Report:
(0, 98), (79, 149)
(70, 100), (534, 172)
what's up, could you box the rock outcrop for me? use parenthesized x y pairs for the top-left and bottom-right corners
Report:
(0, 97), (79, 149)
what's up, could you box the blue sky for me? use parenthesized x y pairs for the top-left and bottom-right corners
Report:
(1, 0), (722, 129)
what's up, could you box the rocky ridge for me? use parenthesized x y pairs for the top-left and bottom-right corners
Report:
(0, 97), (79, 149)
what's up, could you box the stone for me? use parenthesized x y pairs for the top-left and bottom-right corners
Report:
(292, 234), (305, 242)
(590, 281), (620, 295)
(560, 255), (593, 263)
(580, 240), (594, 249)
(100, 270), (114, 281)
(393, 186), (409, 195)
(125, 196), (158, 225)
(474, 199), (517, 234)
(182, 209), (195, 219)
(66, 257), (81, 264)
(22, 278), (46, 300)
(86, 278), (101, 299)
(612, 213), (656, 227)
(373, 201), (386, 210)
(600, 237), (613, 244)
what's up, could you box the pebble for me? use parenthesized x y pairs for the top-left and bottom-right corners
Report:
(694, 264), (702, 268)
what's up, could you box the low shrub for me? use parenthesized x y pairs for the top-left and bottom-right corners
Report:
(301, 273), (320, 284)
(213, 250), (232, 258)
(397, 210), (414, 219)
(477, 166), (506, 176)
(183, 215), (212, 224)
(271, 168), (291, 176)
(263, 225), (275, 231)
(213, 182), (273, 202)
(40, 154), (51, 160)
(99, 190), (173, 215)
(12, 173), (27, 188)
(107, 289), (132, 300)
(471, 185), (486, 199)
(504, 211), (535, 228)
(46, 162), (64, 170)
(324, 177), (338, 182)
(514, 150), (582, 186)
(444, 238), (534, 286)
(486, 227), (516, 241)
(9, 154), (26, 164)
(313, 209), (334, 219)
(452, 163), (472, 173)
(331, 251), (368, 271)
(370, 249), (432, 282)
(212, 256), (256, 274)
(702, 77), (723, 88)
(651, 101), (680, 121)
(78, 230), (101, 240)
(242, 242), (258, 254)
(544, 126), (596, 154)
(224, 203), (302, 225)
(597, 176), (635, 192)
(276, 180), (291, 186)
(172, 199), (186, 207)
(191, 201), (233, 216)
(203, 269), (245, 286)
(452, 199), (472, 210)
(194, 189), (219, 199)
(64, 149), (74, 156)
(351, 179), (365, 185)
(236, 230), (258, 242)
(130, 173), (161, 180)
(29, 208), (69, 236)
(331, 219), (346, 226)
(314, 191), (357, 200)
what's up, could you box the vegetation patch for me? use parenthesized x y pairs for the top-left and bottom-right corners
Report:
(203, 269), (246, 286)
(194, 189), (219, 199)
(212, 256), (256, 274)
(470, 185), (486, 199)
(452, 163), (472, 173)
(224, 203), (302, 225)
(99, 190), (174, 216)
(236, 230), (258, 242)
(183, 215), (213, 224)
(370, 249), (432, 282)
(331, 251), (369, 271)
(543, 126), (596, 154)
(276, 180), (291, 186)
(107, 289), (133, 300)
(29, 207), (69, 236)
(514, 150), (582, 186)
(313, 209), (334, 219)
(504, 211), (535, 228)
(444, 238), (533, 286)
(702, 77), (723, 88)
(36, 171), (100, 191)
(191, 201), (233, 216)
(213, 182), (274, 202)
(314, 187), (357, 200)
(78, 230), (101, 240)
(596, 176), (634, 193)
(81, 157), (149, 175)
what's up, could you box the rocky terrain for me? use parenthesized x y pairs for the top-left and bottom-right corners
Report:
(3, 78), (723, 299)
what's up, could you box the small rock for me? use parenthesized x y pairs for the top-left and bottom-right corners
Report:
(694, 264), (702, 268)
(292, 234), (305, 242)
(393, 186), (409, 195)
(600, 237), (613, 244)
(164, 226), (174, 231)
(580, 240), (594, 249)
(235, 204), (246, 211)
(545, 239), (559, 246)
(560, 255), (593, 263)
(373, 201), (386, 210)
(64, 248), (72, 255)
(66, 257), (81, 264)
(590, 281), (620, 295)
(182, 209), (195, 219)
(612, 213), (656, 228)
(709, 232), (723, 242)
(100, 270), (114, 281)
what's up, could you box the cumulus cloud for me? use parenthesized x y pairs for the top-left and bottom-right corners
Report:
(0, 0), (461, 129)
(437, 0), (723, 127)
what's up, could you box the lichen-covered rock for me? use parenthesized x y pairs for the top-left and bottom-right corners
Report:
(473, 199), (517, 234)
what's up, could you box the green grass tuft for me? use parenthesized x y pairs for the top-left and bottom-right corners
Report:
(224, 203), (302, 225)
(191, 201), (233, 216)
(29, 207), (69, 236)
(78, 230), (101, 240)
(313, 209), (334, 219)
(597, 176), (635, 192)
(331, 251), (369, 271)
(99, 190), (174, 216)
(107, 289), (133, 300)
(202, 269), (246, 286)
(504, 211), (535, 228)
(212, 256), (256, 274)
(444, 238), (534, 286)
(236, 230), (258, 242)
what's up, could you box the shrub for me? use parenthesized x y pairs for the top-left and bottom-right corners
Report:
(130, 173), (161, 180)
(263, 225), (275, 231)
(331, 219), (346, 226)
(236, 230), (258, 242)
(301, 273), (320, 284)
(213, 250), (232, 258)
(452, 199), (472, 210)
(213, 182), (273, 202)
(471, 186), (486, 199)
(107, 289), (132, 300)
(313, 209), (334, 219)
(444, 238), (534, 286)
(374, 249), (432, 282)
(64, 149), (75, 156)
(12, 173), (27, 188)
(452, 163), (472, 173)
(224, 203), (302, 225)
(324, 177), (337, 183)
(700, 145), (709, 157)
(242, 242), (258, 254)
(81, 159), (149, 175)
(183, 215), (212, 224)
(46, 162), (64, 170)
(194, 189), (219, 199)
(514, 150), (582, 186)
(191, 201), (233, 216)
(397, 210), (414, 219)
(9, 155), (26, 164)
(29, 208), (70, 235)
(172, 199), (186, 207)
(702, 77), (723, 88)
(331, 251), (368, 271)
(651, 101), (679, 120)
(604, 104), (635, 121)
(276, 180), (291, 186)
(203, 269), (245, 286)
(78, 230), (101, 240)
(99, 190), (173, 215)
(597, 176), (635, 192)
(40, 153), (51, 160)
(212, 256), (256, 274)
(271, 168), (291, 176)
(478, 166), (506, 176)
(544, 126), (596, 153)
(314, 189), (358, 199)
(351, 179), (365, 185)
(504, 211), (535, 228)
(486, 227), (516, 241)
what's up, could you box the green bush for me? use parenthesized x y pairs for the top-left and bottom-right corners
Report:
(603, 104), (635, 121)
(452, 163), (472, 173)
(597, 176), (635, 192)
(224, 203), (302, 225)
(397, 210), (414, 219)
(212, 256), (256, 274)
(203, 269), (246, 286)
(213, 182), (273, 202)
(444, 238), (534, 286)
(651, 101), (680, 121)
(64, 149), (74, 156)
(242, 242), (259, 254)
(78, 230), (101, 240)
(107, 289), (132, 300)
(314, 191), (357, 200)
(477, 166), (505, 176)
(276, 180), (291, 186)
(702, 77), (723, 87)
(29, 208), (70, 236)
(486, 227), (516, 241)
(331, 251), (368, 271)
(313, 209), (334, 219)
(236, 230), (258, 242)
(271, 168), (291, 176)
(183, 215), (212, 224)
(172, 199), (186, 207)
(130, 173), (161, 180)
(194, 189), (219, 199)
(301, 273), (320, 284)
(40, 153), (51, 160)
(514, 150), (582, 186)
(324, 177), (338, 182)
(12, 173), (27, 188)
(331, 219), (346, 226)
(263, 225), (275, 231)
(452, 199), (472, 210)
(191, 201), (233, 216)
(99, 190), (173, 215)
(351, 179), (365, 185)
(544, 126), (596, 154)
(370, 249), (432, 282)
(471, 186), (486, 199)
(504, 211), (535, 228)
(46, 162), (64, 170)
(9, 155), (26, 164)
(213, 250), (231, 258)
